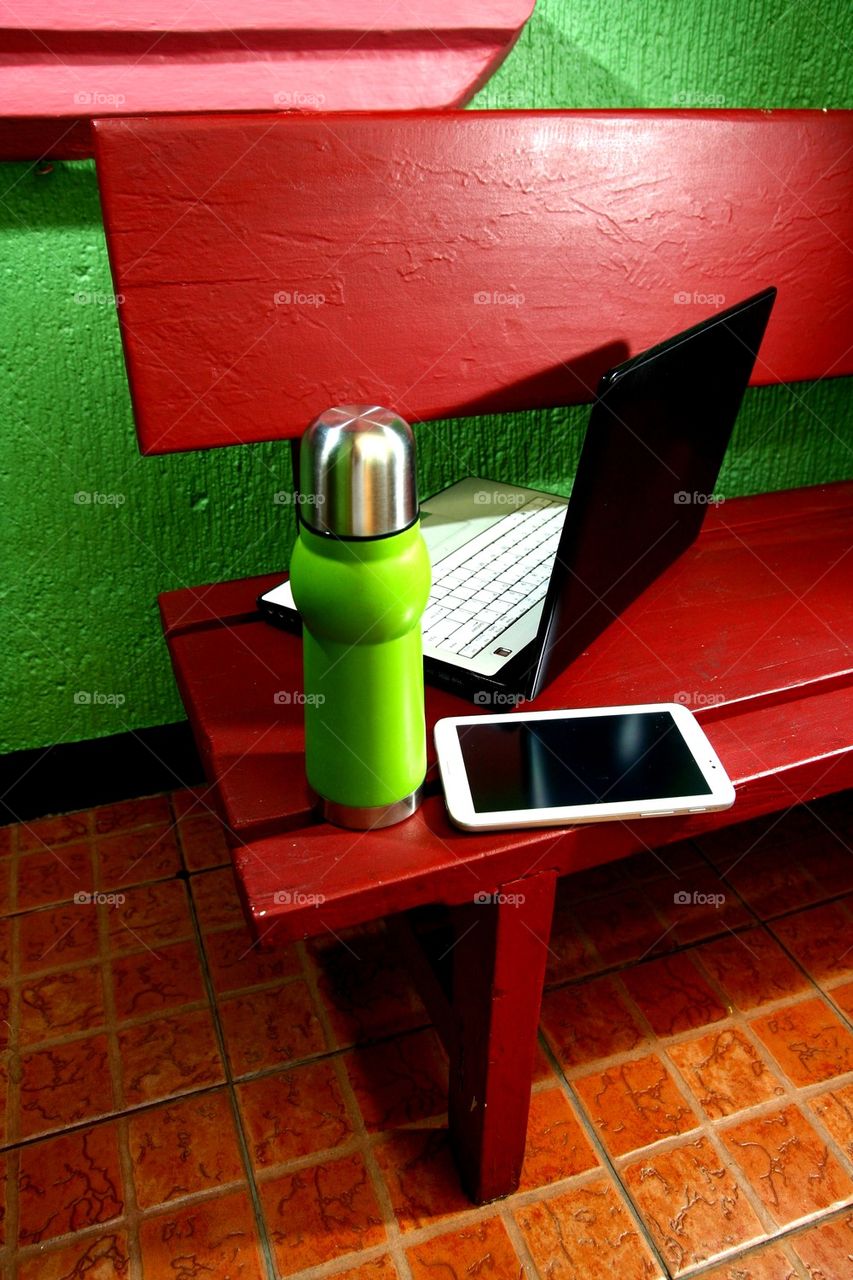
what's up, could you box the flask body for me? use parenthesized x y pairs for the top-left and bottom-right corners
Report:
(290, 520), (430, 827)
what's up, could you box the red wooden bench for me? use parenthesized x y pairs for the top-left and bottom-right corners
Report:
(94, 110), (853, 1203)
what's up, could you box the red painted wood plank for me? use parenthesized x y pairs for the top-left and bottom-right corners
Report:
(0, 2), (534, 160)
(235, 681), (853, 943)
(448, 870), (556, 1202)
(93, 109), (853, 453)
(160, 482), (853, 940)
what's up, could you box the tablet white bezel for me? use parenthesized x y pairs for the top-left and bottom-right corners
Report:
(433, 702), (735, 831)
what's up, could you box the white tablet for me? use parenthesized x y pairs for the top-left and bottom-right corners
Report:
(433, 702), (735, 831)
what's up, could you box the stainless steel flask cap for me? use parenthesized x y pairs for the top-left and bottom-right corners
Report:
(299, 405), (418, 539)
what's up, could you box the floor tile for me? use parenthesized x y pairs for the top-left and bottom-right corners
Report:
(545, 905), (600, 985)
(177, 812), (231, 871)
(374, 1129), (470, 1230)
(0, 823), (14, 856)
(15, 844), (95, 912)
(16, 1229), (131, 1279)
(698, 1243), (799, 1279)
(574, 889), (670, 966)
(237, 1060), (354, 1169)
(138, 1189), (265, 1279)
(622, 1135), (765, 1275)
(118, 1008), (224, 1106)
(621, 952), (728, 1037)
(648, 865), (753, 947)
(519, 1085), (598, 1190)
(0, 856), (11, 917)
(190, 866), (247, 932)
(829, 979), (853, 1019)
(770, 898), (853, 985)
(96, 825), (181, 889)
(19, 1033), (114, 1138)
(721, 1103), (853, 1226)
(697, 820), (824, 919)
(667, 1027), (786, 1119)
(259, 1152), (385, 1272)
(749, 997), (853, 1086)
(807, 1081), (853, 1161)
(17, 1122), (123, 1245)
(516, 1175), (663, 1280)
(0, 1053), (10, 1145)
(574, 1052), (699, 1156)
(345, 1028), (447, 1133)
(171, 784), (217, 821)
(203, 924), (302, 994)
(111, 939), (206, 1022)
(19, 963), (105, 1045)
(127, 1088), (244, 1207)
(306, 924), (427, 1048)
(627, 840), (707, 886)
(407, 1216), (524, 1279)
(92, 794), (171, 836)
(540, 976), (646, 1070)
(0, 918), (10, 978)
(16, 811), (92, 854)
(696, 928), (811, 1011)
(219, 981), (327, 1076)
(790, 1208), (853, 1277)
(18, 902), (101, 974)
(106, 879), (194, 954)
(804, 832), (853, 900)
(332, 1260), (400, 1280)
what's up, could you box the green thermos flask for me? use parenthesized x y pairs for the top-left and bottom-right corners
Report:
(289, 405), (431, 829)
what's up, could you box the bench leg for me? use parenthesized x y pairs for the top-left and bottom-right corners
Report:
(448, 870), (557, 1203)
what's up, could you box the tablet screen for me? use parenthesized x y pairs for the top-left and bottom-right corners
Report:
(457, 710), (712, 812)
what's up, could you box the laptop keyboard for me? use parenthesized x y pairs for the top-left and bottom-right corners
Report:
(422, 496), (566, 659)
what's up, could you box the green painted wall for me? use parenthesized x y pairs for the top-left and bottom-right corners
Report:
(1, 0), (851, 753)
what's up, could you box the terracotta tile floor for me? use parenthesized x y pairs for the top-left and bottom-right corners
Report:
(0, 787), (851, 1278)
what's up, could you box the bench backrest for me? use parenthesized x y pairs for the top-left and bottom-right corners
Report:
(93, 110), (853, 454)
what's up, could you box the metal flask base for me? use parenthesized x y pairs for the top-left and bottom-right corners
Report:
(309, 784), (424, 830)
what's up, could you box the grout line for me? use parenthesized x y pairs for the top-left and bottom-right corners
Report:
(184, 858), (280, 1280)
(330, 1052), (417, 1280)
(115, 1112), (145, 1280)
(500, 1208), (545, 1279)
(534, 1031), (675, 1278)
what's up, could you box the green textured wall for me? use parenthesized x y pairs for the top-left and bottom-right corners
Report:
(1, 0), (851, 753)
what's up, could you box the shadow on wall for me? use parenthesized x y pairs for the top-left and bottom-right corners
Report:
(472, 13), (643, 109)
